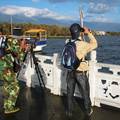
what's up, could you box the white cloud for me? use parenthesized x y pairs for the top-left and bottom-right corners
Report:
(80, 0), (120, 7)
(0, 5), (74, 20)
(88, 2), (112, 14)
(0, 6), (21, 15)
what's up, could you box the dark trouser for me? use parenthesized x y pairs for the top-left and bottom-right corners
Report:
(66, 70), (91, 114)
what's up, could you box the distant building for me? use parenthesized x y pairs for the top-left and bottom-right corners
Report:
(13, 28), (22, 36)
(95, 31), (106, 35)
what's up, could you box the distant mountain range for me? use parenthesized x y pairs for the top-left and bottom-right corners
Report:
(84, 22), (120, 32)
(0, 13), (120, 32)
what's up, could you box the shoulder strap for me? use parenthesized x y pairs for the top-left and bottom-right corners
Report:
(67, 39), (76, 43)
(1, 36), (8, 49)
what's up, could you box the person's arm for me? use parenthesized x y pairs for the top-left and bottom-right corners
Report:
(84, 27), (98, 52)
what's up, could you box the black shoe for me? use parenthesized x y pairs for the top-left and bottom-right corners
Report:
(4, 107), (20, 114)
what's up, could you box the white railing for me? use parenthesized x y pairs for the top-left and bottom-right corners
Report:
(19, 51), (120, 108)
(89, 51), (120, 108)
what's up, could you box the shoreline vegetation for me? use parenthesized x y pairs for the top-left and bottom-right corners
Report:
(0, 22), (120, 37)
(48, 36), (70, 39)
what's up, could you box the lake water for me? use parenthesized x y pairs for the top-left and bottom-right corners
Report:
(42, 35), (120, 65)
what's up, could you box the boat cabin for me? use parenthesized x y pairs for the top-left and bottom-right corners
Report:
(25, 29), (47, 51)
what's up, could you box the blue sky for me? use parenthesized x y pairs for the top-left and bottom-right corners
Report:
(0, 0), (120, 23)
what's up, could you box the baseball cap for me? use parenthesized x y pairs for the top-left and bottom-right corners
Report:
(69, 23), (84, 39)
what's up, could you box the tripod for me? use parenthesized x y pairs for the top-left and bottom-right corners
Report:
(21, 44), (45, 89)
(30, 45), (45, 88)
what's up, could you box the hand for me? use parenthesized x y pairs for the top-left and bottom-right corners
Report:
(25, 44), (31, 52)
(83, 27), (91, 34)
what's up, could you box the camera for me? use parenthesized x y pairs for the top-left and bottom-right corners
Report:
(80, 27), (85, 32)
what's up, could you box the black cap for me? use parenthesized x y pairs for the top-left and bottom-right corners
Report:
(69, 23), (84, 39)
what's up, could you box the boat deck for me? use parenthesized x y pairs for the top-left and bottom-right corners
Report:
(4, 82), (120, 120)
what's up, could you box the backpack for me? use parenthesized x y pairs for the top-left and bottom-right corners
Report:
(61, 39), (81, 70)
(0, 36), (7, 57)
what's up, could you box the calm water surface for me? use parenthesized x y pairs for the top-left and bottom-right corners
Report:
(42, 35), (120, 65)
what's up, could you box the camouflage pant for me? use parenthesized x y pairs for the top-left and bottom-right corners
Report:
(0, 84), (4, 120)
(3, 80), (19, 112)
(0, 53), (21, 112)
(0, 71), (20, 112)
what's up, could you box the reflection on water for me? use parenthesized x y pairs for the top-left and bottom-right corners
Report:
(42, 36), (120, 65)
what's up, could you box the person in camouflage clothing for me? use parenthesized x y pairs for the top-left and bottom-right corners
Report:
(0, 36), (24, 114)
(0, 31), (4, 119)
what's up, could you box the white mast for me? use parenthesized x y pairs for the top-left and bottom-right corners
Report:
(80, 9), (84, 28)
(79, 9), (85, 41)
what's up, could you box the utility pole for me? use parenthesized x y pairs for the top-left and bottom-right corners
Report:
(10, 15), (13, 35)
